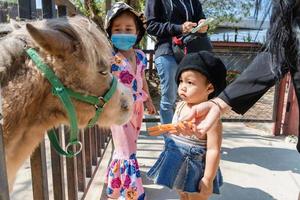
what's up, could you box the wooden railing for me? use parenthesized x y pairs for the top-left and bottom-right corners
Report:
(0, 125), (112, 200)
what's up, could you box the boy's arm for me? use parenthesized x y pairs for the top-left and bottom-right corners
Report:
(198, 120), (222, 197)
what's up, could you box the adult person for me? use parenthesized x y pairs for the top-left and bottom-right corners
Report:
(181, 0), (300, 153)
(145, 0), (210, 124)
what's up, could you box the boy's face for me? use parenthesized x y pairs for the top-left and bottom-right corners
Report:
(111, 12), (138, 35)
(178, 70), (214, 104)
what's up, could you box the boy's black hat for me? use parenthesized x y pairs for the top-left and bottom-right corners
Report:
(175, 51), (227, 99)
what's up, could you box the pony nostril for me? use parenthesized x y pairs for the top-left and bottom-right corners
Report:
(121, 100), (129, 111)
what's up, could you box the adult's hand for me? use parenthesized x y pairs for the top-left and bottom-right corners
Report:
(182, 21), (197, 34)
(182, 98), (230, 136)
(198, 19), (209, 33)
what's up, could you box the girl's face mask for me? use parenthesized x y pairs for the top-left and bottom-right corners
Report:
(111, 34), (137, 51)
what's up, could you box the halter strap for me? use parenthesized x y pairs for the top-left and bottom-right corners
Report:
(26, 48), (117, 157)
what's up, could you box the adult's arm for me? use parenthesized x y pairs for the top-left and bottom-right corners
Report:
(219, 52), (288, 115)
(145, 0), (182, 37)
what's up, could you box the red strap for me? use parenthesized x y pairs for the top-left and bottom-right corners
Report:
(172, 37), (183, 45)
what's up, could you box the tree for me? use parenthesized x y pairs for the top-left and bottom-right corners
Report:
(74, 0), (264, 33)
(200, 0), (258, 31)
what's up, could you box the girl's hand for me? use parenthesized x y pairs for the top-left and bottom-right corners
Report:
(145, 99), (156, 115)
(198, 19), (209, 33)
(182, 21), (197, 34)
(198, 177), (213, 200)
(173, 121), (195, 136)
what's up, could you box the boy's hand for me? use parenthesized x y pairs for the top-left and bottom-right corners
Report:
(198, 19), (209, 33)
(145, 99), (156, 115)
(198, 177), (213, 200)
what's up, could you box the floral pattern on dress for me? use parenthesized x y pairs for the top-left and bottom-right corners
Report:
(106, 153), (145, 200)
(119, 71), (134, 84)
(111, 49), (148, 102)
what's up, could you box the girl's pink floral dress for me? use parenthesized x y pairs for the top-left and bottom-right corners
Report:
(106, 49), (148, 200)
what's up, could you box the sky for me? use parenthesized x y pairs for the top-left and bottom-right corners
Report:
(36, 0), (41, 9)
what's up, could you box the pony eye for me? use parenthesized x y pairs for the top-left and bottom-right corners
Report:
(99, 71), (108, 75)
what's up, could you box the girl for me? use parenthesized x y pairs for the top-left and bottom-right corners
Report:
(104, 2), (156, 200)
(147, 51), (226, 200)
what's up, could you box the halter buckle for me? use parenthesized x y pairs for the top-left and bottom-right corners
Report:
(66, 141), (82, 156)
(95, 96), (106, 109)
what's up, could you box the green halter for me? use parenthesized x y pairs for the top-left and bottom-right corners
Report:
(26, 48), (117, 157)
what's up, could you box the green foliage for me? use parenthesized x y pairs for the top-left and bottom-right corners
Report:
(0, 0), (17, 4)
(73, 0), (256, 40)
(201, 0), (255, 32)
(243, 32), (253, 42)
(74, 0), (106, 18)
(74, 0), (88, 16)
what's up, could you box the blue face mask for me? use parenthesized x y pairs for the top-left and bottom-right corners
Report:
(111, 34), (137, 51)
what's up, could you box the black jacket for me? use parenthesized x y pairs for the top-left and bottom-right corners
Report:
(145, 0), (206, 58)
(219, 52), (292, 114)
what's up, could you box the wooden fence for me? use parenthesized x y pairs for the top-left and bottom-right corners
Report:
(30, 126), (111, 200)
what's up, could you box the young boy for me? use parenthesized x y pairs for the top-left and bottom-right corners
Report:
(148, 51), (227, 200)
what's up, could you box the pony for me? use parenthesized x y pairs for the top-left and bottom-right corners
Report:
(0, 16), (133, 190)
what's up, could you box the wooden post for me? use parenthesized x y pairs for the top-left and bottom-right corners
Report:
(273, 74), (289, 135)
(57, 5), (67, 17)
(42, 0), (56, 18)
(30, 140), (49, 200)
(96, 127), (102, 158)
(76, 130), (86, 192)
(0, 2), (9, 23)
(18, 0), (36, 19)
(283, 82), (299, 135)
(64, 126), (78, 200)
(0, 84), (10, 200)
(91, 127), (98, 165)
(50, 127), (66, 200)
(84, 128), (92, 177)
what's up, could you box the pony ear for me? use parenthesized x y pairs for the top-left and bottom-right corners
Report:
(26, 23), (76, 56)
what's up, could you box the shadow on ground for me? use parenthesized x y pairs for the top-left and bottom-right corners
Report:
(221, 146), (300, 174)
(142, 170), (276, 200)
(211, 182), (276, 200)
